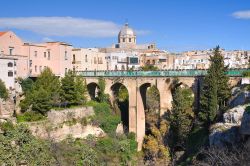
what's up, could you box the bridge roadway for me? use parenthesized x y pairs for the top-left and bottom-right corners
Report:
(79, 69), (249, 151)
(77, 68), (250, 77)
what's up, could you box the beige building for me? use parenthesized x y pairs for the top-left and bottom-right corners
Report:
(140, 50), (175, 69)
(72, 48), (107, 71)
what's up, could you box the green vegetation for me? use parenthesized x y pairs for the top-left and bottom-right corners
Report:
(16, 111), (46, 123)
(199, 46), (231, 125)
(87, 101), (120, 135)
(19, 77), (34, 94)
(97, 77), (109, 103)
(20, 68), (61, 115)
(20, 68), (87, 116)
(0, 122), (55, 165)
(0, 79), (8, 100)
(0, 121), (138, 166)
(60, 71), (87, 106)
(242, 71), (250, 77)
(170, 86), (194, 149)
(118, 85), (129, 102)
(245, 105), (250, 114)
(146, 85), (160, 111)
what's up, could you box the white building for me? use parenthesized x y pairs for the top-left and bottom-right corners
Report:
(0, 55), (17, 90)
(105, 52), (140, 70)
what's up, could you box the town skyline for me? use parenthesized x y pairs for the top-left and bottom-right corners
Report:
(0, 0), (249, 52)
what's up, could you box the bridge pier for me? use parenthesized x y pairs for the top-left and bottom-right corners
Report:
(85, 76), (220, 151)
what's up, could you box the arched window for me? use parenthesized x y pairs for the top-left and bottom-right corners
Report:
(7, 62), (13, 67)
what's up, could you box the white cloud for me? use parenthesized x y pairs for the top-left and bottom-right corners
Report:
(232, 10), (250, 19)
(0, 17), (149, 38)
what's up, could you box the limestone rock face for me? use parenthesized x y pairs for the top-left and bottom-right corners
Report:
(116, 123), (124, 135)
(209, 123), (240, 147)
(229, 90), (250, 107)
(48, 107), (94, 124)
(27, 106), (105, 142)
(29, 123), (105, 142)
(0, 98), (15, 119)
(240, 111), (250, 135)
(223, 105), (247, 124)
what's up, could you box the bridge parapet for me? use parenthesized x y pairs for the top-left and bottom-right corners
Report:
(77, 69), (250, 77)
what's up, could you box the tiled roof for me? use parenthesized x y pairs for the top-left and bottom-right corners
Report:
(0, 32), (7, 36)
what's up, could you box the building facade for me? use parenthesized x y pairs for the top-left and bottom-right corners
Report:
(0, 56), (17, 89)
(72, 48), (106, 71)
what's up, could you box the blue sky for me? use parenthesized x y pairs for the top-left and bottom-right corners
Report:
(0, 0), (249, 52)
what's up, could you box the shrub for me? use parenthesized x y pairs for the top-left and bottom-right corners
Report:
(16, 111), (46, 123)
(0, 79), (8, 100)
(245, 105), (250, 114)
(87, 101), (120, 135)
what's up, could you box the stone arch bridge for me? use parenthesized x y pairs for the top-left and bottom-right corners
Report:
(79, 69), (247, 150)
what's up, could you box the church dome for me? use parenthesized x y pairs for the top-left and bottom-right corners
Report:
(119, 23), (136, 37)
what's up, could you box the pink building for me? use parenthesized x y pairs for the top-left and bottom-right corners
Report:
(23, 42), (73, 77)
(0, 31), (73, 78)
(0, 31), (29, 78)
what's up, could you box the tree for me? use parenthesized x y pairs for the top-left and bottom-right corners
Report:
(60, 70), (76, 106)
(170, 86), (194, 149)
(20, 68), (60, 113)
(0, 79), (8, 100)
(146, 85), (160, 112)
(97, 77), (109, 103)
(199, 46), (230, 125)
(75, 76), (87, 105)
(31, 88), (52, 115)
(19, 78), (34, 94)
(60, 71), (87, 106)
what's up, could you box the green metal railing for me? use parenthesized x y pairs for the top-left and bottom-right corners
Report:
(77, 69), (250, 77)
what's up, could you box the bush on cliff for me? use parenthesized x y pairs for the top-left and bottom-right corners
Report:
(0, 79), (8, 100)
(87, 101), (120, 135)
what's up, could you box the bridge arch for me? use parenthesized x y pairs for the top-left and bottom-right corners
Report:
(110, 82), (129, 133)
(87, 82), (99, 101)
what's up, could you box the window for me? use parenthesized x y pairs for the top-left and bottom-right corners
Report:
(123, 38), (125, 42)
(34, 51), (37, 57)
(65, 68), (67, 73)
(44, 52), (46, 58)
(14, 71), (17, 75)
(65, 51), (68, 60)
(7, 62), (13, 67)
(85, 55), (88, 62)
(129, 38), (131, 42)
(35, 65), (37, 72)
(8, 71), (13, 77)
(9, 47), (14, 55)
(48, 51), (50, 60)
(72, 54), (76, 64)
(94, 57), (97, 64)
(29, 60), (32, 67)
